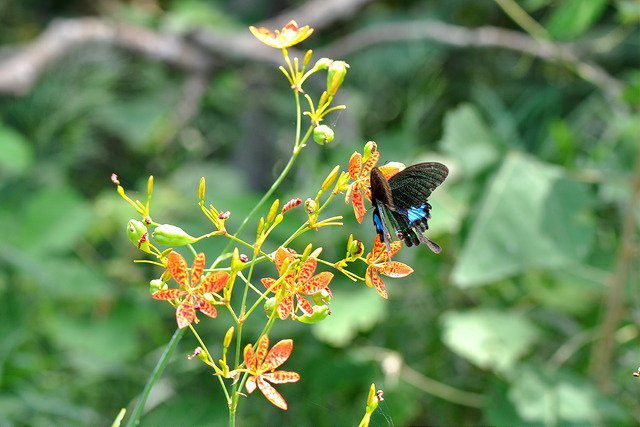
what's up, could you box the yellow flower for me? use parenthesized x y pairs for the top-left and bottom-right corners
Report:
(249, 20), (314, 49)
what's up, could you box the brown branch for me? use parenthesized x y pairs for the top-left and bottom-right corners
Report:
(319, 21), (624, 104)
(590, 144), (640, 392)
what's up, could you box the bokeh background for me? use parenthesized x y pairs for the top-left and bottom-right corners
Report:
(1, 0), (639, 425)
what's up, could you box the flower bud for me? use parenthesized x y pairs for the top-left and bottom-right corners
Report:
(149, 279), (165, 294)
(147, 175), (154, 197)
(313, 125), (334, 145)
(198, 177), (206, 202)
(363, 141), (377, 161)
(152, 224), (198, 246)
(230, 247), (246, 273)
(264, 297), (277, 317)
(311, 288), (332, 305)
(326, 60), (349, 96)
(321, 165), (340, 191)
(347, 236), (365, 260)
(127, 219), (152, 253)
(304, 198), (318, 215)
(303, 49), (313, 67)
(223, 326), (235, 349)
(313, 57), (333, 70)
(295, 305), (330, 324)
(267, 199), (280, 223)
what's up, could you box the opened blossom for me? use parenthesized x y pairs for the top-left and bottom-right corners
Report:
(345, 141), (401, 223)
(261, 247), (333, 320)
(249, 20), (313, 49)
(365, 235), (413, 299)
(244, 335), (300, 410)
(152, 251), (229, 328)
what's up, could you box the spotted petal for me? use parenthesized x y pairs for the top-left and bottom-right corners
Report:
(200, 271), (229, 293)
(176, 300), (197, 328)
(244, 343), (257, 371)
(362, 149), (380, 175)
(255, 335), (270, 367)
(298, 258), (317, 284)
(194, 296), (217, 318)
(366, 267), (388, 299)
(351, 186), (367, 224)
(277, 294), (294, 320)
(152, 288), (185, 300)
(263, 339), (294, 371)
(191, 253), (205, 286)
(246, 375), (257, 393)
(168, 251), (188, 288)
(348, 152), (362, 179)
(379, 261), (414, 278)
(303, 272), (333, 294)
(262, 371), (300, 384)
(296, 295), (314, 316)
(257, 377), (289, 410)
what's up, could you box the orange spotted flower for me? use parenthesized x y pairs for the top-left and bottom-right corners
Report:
(244, 335), (300, 410)
(345, 141), (402, 223)
(365, 235), (413, 299)
(249, 20), (314, 49)
(261, 247), (333, 320)
(152, 251), (229, 328)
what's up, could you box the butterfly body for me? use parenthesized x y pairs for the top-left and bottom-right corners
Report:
(370, 162), (448, 254)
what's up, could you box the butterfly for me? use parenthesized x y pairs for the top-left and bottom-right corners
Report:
(370, 162), (448, 255)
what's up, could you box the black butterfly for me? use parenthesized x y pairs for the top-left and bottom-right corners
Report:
(370, 162), (448, 255)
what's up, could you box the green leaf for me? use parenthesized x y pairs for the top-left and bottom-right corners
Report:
(451, 152), (594, 288)
(312, 289), (386, 347)
(545, 0), (608, 40)
(15, 186), (92, 255)
(441, 309), (539, 375)
(0, 124), (34, 177)
(440, 104), (500, 178)
(508, 364), (631, 425)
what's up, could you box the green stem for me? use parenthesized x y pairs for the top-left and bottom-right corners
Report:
(125, 327), (185, 427)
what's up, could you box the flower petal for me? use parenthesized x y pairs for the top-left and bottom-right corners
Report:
(246, 375), (257, 393)
(298, 257), (317, 284)
(262, 370), (300, 384)
(244, 343), (257, 371)
(151, 288), (184, 300)
(362, 149), (380, 175)
(275, 247), (295, 274)
(191, 253), (205, 286)
(303, 272), (334, 294)
(168, 251), (189, 288)
(257, 377), (289, 410)
(348, 152), (362, 179)
(379, 261), (414, 278)
(255, 335), (270, 367)
(261, 277), (278, 291)
(277, 294), (294, 320)
(194, 296), (217, 318)
(351, 187), (367, 224)
(263, 339), (294, 371)
(296, 295), (314, 316)
(200, 271), (229, 293)
(366, 267), (388, 299)
(176, 300), (197, 328)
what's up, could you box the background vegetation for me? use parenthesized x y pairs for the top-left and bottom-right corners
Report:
(0, 0), (638, 425)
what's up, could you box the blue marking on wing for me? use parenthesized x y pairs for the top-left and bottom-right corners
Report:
(406, 204), (429, 223)
(373, 210), (384, 234)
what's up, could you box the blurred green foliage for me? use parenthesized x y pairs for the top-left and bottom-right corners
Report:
(0, 0), (638, 425)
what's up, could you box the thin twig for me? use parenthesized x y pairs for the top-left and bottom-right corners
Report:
(590, 144), (640, 392)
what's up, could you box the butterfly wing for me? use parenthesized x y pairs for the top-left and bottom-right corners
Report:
(386, 162), (448, 253)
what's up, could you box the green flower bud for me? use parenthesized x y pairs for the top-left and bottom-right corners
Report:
(311, 288), (332, 305)
(313, 125), (334, 145)
(296, 305), (331, 324)
(264, 297), (277, 317)
(149, 279), (165, 294)
(223, 326), (235, 349)
(152, 224), (198, 246)
(127, 219), (152, 253)
(313, 57), (333, 70)
(347, 238), (365, 260)
(363, 141), (377, 160)
(327, 60), (349, 96)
